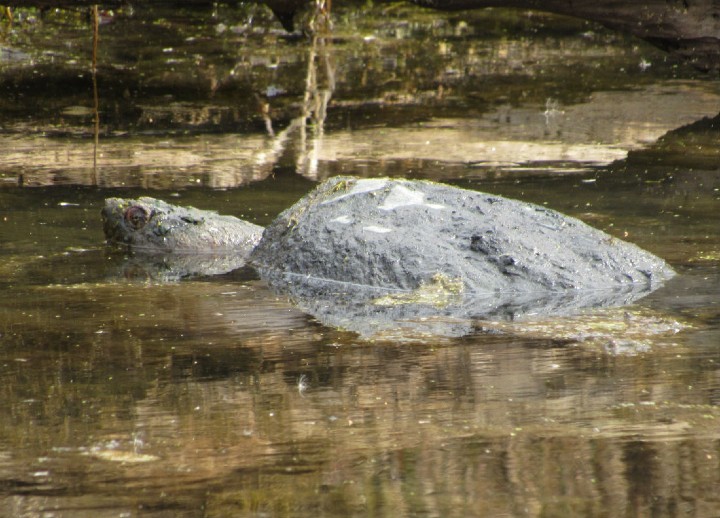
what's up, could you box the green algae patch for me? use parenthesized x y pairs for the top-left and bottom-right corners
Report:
(284, 179), (352, 230)
(373, 273), (464, 308)
(477, 307), (690, 353)
(690, 249), (720, 262)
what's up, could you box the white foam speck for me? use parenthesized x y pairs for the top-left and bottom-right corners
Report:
(363, 225), (392, 234)
(331, 215), (353, 224)
(379, 184), (445, 211)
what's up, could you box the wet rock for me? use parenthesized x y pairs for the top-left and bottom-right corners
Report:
(251, 176), (675, 294)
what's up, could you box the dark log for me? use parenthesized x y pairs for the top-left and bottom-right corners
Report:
(410, 0), (720, 72)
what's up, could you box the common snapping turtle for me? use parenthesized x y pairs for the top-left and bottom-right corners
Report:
(102, 176), (676, 337)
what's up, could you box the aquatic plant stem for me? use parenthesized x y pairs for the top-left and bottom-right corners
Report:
(91, 4), (99, 185)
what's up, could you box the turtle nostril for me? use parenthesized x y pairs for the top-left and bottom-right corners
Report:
(124, 206), (150, 230)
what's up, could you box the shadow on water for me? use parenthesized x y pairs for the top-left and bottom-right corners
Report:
(0, 3), (719, 517)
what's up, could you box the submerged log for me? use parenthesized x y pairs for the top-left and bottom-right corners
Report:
(410, 0), (720, 72)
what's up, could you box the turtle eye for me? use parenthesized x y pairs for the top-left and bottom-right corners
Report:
(124, 205), (150, 230)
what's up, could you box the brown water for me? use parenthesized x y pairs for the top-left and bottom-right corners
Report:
(1, 4), (719, 517)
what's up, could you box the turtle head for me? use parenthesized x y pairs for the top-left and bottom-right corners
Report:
(102, 197), (181, 252)
(102, 196), (264, 254)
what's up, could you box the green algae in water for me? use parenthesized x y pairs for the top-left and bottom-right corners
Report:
(373, 273), (464, 308)
(477, 307), (689, 353)
(691, 249), (720, 262)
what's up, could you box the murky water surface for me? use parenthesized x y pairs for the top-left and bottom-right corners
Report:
(1, 4), (719, 516)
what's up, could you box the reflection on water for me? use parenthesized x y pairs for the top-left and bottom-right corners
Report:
(0, 276), (719, 516)
(1, 3), (720, 517)
(2, 4), (719, 188)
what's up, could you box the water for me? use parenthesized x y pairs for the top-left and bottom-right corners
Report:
(1, 4), (719, 517)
